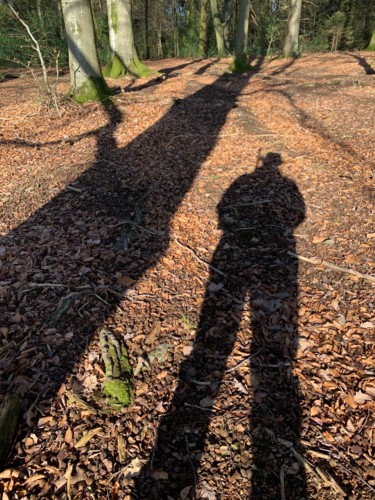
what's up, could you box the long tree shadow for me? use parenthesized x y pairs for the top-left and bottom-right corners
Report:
(0, 60), (264, 476)
(348, 53), (375, 75)
(137, 153), (306, 498)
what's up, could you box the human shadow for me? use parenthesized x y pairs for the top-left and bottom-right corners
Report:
(0, 61), (264, 476)
(137, 153), (306, 498)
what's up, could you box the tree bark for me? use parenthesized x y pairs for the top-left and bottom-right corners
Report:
(61, 0), (110, 102)
(104, 0), (151, 78)
(144, 0), (150, 59)
(283, 0), (302, 58)
(210, 0), (225, 54)
(198, 0), (209, 57)
(366, 28), (375, 51)
(229, 0), (251, 72)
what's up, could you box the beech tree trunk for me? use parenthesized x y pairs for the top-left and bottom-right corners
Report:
(283, 0), (302, 58)
(104, 0), (151, 78)
(229, 0), (251, 72)
(366, 29), (375, 51)
(198, 0), (209, 57)
(210, 0), (229, 55)
(61, 0), (110, 102)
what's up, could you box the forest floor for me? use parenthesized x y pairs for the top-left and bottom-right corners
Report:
(0, 53), (374, 499)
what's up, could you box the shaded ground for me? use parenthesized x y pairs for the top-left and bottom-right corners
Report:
(0, 53), (374, 499)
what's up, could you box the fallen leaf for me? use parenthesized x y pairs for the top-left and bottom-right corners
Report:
(64, 427), (73, 444)
(199, 397), (215, 408)
(75, 427), (102, 448)
(353, 391), (372, 404)
(120, 458), (143, 479)
(200, 480), (216, 500)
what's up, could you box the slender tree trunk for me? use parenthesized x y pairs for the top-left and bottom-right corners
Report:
(283, 0), (302, 58)
(174, 0), (179, 57)
(198, 0), (209, 57)
(229, 0), (251, 72)
(57, 0), (66, 41)
(144, 0), (150, 59)
(61, 0), (110, 102)
(157, 26), (163, 58)
(210, 0), (225, 54)
(36, 0), (44, 29)
(104, 0), (151, 78)
(366, 29), (375, 51)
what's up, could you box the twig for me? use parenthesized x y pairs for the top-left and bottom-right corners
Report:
(29, 282), (66, 288)
(280, 465), (288, 500)
(66, 185), (82, 193)
(6, 4), (51, 96)
(226, 347), (264, 373)
(338, 464), (375, 495)
(185, 434), (197, 487)
(288, 252), (375, 283)
(184, 402), (215, 411)
(173, 236), (226, 277)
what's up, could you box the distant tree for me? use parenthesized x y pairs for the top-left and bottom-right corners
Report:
(198, 0), (209, 57)
(229, 0), (251, 72)
(103, 0), (151, 77)
(283, 0), (302, 57)
(210, 0), (233, 55)
(366, 28), (375, 50)
(61, 0), (111, 102)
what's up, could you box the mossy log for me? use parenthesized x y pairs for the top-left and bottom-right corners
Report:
(0, 395), (21, 470)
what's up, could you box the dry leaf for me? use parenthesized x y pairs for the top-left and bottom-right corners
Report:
(117, 434), (127, 463)
(64, 427), (73, 444)
(120, 458), (143, 479)
(156, 370), (168, 380)
(200, 480), (216, 500)
(116, 272), (135, 287)
(353, 391), (372, 404)
(200, 397), (215, 408)
(75, 427), (102, 448)
(341, 392), (357, 408)
(312, 236), (327, 244)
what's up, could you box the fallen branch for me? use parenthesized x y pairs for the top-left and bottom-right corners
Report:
(226, 347), (264, 373)
(173, 236), (226, 277)
(288, 252), (375, 284)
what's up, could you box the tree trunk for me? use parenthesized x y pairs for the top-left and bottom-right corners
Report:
(229, 0), (251, 72)
(36, 0), (44, 29)
(366, 29), (375, 51)
(210, 0), (225, 54)
(198, 0), (209, 57)
(61, 0), (111, 103)
(104, 0), (151, 78)
(283, 0), (302, 58)
(144, 0), (150, 59)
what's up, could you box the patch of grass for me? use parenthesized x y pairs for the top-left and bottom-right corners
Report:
(180, 313), (196, 330)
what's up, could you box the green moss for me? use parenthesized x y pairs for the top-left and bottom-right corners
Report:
(103, 379), (133, 406)
(111, 0), (118, 33)
(100, 328), (133, 407)
(103, 53), (127, 78)
(128, 56), (153, 77)
(103, 52), (153, 79)
(228, 54), (253, 74)
(72, 76), (113, 104)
